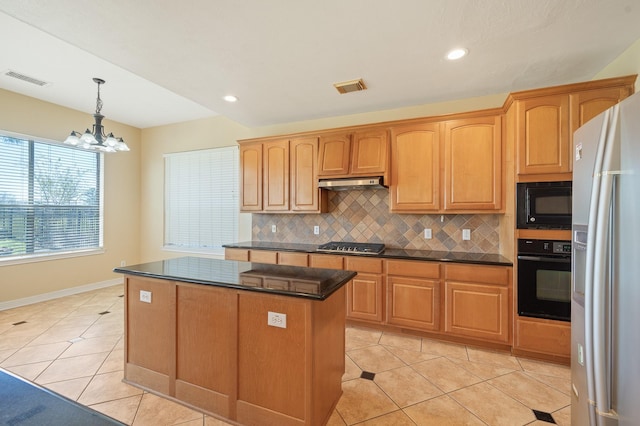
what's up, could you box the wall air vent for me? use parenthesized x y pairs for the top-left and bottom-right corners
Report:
(334, 78), (367, 94)
(3, 70), (51, 87)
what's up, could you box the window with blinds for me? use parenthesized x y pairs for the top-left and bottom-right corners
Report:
(164, 146), (238, 256)
(0, 133), (102, 262)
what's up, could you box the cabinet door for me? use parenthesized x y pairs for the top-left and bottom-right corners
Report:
(350, 129), (388, 175)
(239, 143), (263, 211)
(444, 116), (502, 211)
(290, 137), (321, 212)
(517, 95), (570, 175)
(387, 276), (440, 331)
(443, 263), (510, 343)
(263, 140), (289, 211)
(444, 281), (509, 343)
(125, 276), (174, 393)
(570, 87), (632, 132)
(347, 273), (383, 322)
(317, 133), (351, 176)
(175, 284), (236, 416)
(390, 123), (441, 212)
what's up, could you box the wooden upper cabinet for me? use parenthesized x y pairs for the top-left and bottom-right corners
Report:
(317, 133), (351, 176)
(570, 86), (632, 133)
(350, 129), (388, 176)
(390, 123), (441, 212)
(290, 137), (322, 212)
(444, 115), (502, 211)
(317, 130), (388, 177)
(516, 95), (570, 175)
(240, 142), (263, 211)
(263, 140), (289, 211)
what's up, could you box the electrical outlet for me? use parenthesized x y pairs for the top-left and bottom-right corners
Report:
(267, 311), (287, 329)
(139, 290), (152, 303)
(271, 224), (277, 233)
(423, 228), (432, 239)
(120, 260), (126, 267)
(313, 225), (319, 235)
(462, 229), (471, 241)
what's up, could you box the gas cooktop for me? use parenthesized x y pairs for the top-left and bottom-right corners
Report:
(316, 241), (385, 255)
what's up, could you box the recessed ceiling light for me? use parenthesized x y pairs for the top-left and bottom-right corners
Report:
(446, 48), (468, 60)
(223, 95), (238, 102)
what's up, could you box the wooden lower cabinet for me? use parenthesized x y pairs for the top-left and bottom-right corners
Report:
(347, 273), (383, 322)
(345, 257), (384, 323)
(443, 264), (511, 344)
(386, 259), (441, 331)
(387, 276), (440, 331)
(513, 316), (570, 361)
(124, 275), (345, 426)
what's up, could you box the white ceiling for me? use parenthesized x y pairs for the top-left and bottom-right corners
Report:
(0, 0), (639, 129)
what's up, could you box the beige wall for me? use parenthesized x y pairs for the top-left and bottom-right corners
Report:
(139, 116), (253, 262)
(0, 89), (141, 303)
(594, 38), (640, 86)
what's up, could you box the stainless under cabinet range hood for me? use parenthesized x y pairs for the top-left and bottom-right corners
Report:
(318, 176), (387, 191)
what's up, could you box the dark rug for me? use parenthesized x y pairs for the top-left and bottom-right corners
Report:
(0, 369), (126, 426)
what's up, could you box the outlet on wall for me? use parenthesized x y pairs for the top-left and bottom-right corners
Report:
(423, 228), (432, 239)
(313, 225), (320, 235)
(271, 224), (277, 233)
(462, 229), (471, 241)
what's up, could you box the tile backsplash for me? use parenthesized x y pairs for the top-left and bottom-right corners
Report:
(252, 189), (500, 253)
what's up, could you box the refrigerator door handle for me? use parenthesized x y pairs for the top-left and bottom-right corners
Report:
(584, 108), (611, 426)
(591, 105), (620, 424)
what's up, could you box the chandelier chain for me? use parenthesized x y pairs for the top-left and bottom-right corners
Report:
(95, 80), (103, 115)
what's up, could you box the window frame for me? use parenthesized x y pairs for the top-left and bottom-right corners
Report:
(0, 130), (105, 266)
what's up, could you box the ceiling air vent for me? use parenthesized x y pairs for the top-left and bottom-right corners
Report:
(3, 70), (51, 87)
(334, 78), (367, 94)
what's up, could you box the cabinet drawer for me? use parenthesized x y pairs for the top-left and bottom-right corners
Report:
(249, 250), (278, 264)
(386, 259), (440, 279)
(225, 248), (249, 262)
(515, 317), (570, 357)
(264, 278), (290, 290)
(444, 264), (509, 286)
(345, 257), (383, 274)
(239, 275), (263, 287)
(309, 254), (344, 270)
(278, 252), (308, 267)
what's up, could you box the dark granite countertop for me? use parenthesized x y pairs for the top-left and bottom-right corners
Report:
(223, 241), (513, 266)
(114, 256), (356, 301)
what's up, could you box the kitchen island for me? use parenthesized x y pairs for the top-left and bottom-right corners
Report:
(114, 257), (356, 426)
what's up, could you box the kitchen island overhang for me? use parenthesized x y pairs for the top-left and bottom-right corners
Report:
(114, 256), (356, 426)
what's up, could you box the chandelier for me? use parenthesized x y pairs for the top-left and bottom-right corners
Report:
(63, 78), (130, 152)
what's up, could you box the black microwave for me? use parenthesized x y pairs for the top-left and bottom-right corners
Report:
(516, 181), (572, 229)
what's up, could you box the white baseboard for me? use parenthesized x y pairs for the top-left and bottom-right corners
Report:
(0, 278), (124, 311)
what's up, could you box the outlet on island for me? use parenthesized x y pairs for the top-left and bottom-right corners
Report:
(267, 311), (287, 329)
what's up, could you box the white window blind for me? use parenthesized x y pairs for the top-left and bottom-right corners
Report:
(0, 133), (102, 262)
(164, 146), (238, 255)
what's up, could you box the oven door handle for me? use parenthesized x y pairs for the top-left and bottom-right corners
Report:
(517, 255), (571, 263)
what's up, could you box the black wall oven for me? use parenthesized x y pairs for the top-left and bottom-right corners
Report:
(517, 239), (571, 322)
(516, 181), (572, 229)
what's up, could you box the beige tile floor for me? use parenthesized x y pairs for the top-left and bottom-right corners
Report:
(0, 284), (571, 426)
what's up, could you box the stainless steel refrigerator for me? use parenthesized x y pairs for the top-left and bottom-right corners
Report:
(572, 90), (640, 426)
